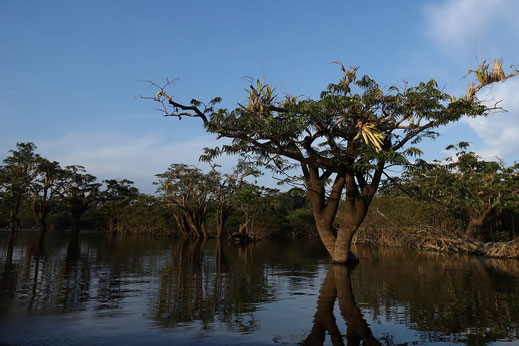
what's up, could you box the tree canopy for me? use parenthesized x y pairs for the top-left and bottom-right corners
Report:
(149, 62), (518, 263)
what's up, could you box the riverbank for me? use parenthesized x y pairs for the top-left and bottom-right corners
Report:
(353, 226), (519, 259)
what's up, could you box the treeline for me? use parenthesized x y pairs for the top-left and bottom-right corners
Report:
(1, 142), (517, 245)
(0, 142), (317, 238)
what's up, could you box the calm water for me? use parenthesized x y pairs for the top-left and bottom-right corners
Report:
(1, 231), (519, 345)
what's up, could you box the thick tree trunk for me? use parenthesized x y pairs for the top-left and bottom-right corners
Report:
(69, 200), (88, 233)
(71, 210), (82, 233)
(174, 213), (189, 236)
(8, 208), (21, 232)
(215, 209), (230, 239)
(200, 222), (209, 238)
(185, 213), (201, 238)
(465, 207), (494, 241)
(37, 215), (47, 233)
(108, 216), (117, 234)
(305, 167), (376, 264)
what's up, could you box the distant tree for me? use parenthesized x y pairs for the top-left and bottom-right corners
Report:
(0, 142), (38, 231)
(155, 164), (214, 238)
(62, 165), (100, 232)
(99, 179), (139, 233)
(403, 143), (519, 241)
(231, 183), (268, 239)
(205, 160), (262, 238)
(29, 157), (67, 232)
(148, 62), (518, 263)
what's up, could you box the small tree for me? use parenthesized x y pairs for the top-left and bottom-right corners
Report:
(148, 63), (517, 263)
(62, 165), (100, 232)
(403, 143), (519, 241)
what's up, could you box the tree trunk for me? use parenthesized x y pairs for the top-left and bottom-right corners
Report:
(8, 208), (21, 232)
(174, 213), (189, 236)
(37, 215), (47, 233)
(215, 209), (230, 239)
(465, 207), (494, 241)
(185, 212), (201, 238)
(69, 201), (87, 233)
(71, 210), (82, 233)
(200, 221), (209, 238)
(108, 216), (118, 234)
(306, 167), (375, 264)
(332, 194), (369, 263)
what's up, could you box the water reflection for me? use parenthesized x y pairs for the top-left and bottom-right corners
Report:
(1, 232), (519, 345)
(353, 247), (519, 344)
(153, 237), (271, 332)
(304, 265), (380, 345)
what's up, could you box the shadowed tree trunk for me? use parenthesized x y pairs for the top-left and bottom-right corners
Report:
(306, 167), (379, 264)
(108, 216), (118, 234)
(215, 208), (231, 239)
(465, 207), (495, 241)
(8, 206), (22, 232)
(69, 199), (90, 233)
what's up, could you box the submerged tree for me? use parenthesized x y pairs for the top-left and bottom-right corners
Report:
(155, 164), (215, 238)
(206, 160), (262, 238)
(62, 165), (100, 232)
(29, 157), (67, 232)
(148, 62), (518, 263)
(0, 143), (39, 232)
(99, 179), (139, 233)
(403, 143), (519, 241)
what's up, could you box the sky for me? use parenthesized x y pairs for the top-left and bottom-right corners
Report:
(1, 0), (518, 193)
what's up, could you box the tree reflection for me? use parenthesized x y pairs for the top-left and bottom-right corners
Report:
(303, 265), (380, 346)
(54, 232), (91, 310)
(1, 233), (519, 345)
(153, 237), (269, 332)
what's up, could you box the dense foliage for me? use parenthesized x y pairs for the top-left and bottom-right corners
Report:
(401, 143), (519, 241)
(149, 63), (518, 262)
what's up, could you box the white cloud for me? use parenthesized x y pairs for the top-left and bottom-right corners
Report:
(37, 131), (238, 194)
(424, 0), (513, 54)
(462, 78), (519, 162)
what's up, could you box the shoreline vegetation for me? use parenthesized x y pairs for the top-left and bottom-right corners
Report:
(2, 64), (519, 262)
(1, 142), (518, 260)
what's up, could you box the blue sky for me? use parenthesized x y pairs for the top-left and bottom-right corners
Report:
(1, 0), (518, 193)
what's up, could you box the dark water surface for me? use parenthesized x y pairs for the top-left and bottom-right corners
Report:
(1, 231), (519, 345)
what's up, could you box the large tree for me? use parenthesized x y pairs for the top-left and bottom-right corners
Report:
(149, 62), (517, 263)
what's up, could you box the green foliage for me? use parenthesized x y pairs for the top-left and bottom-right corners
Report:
(198, 67), (488, 176)
(402, 143), (519, 240)
(115, 194), (176, 234)
(0, 142), (39, 230)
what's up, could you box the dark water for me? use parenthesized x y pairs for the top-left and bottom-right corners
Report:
(1, 231), (519, 345)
